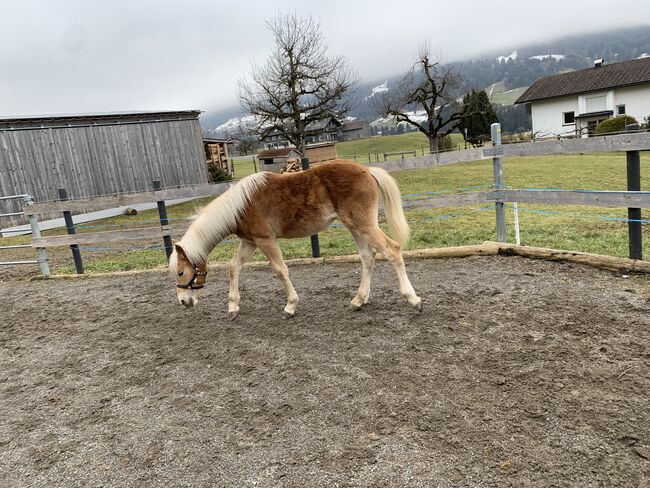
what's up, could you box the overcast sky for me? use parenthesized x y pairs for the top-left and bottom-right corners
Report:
(1, 0), (648, 117)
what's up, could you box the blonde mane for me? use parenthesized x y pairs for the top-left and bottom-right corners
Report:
(173, 172), (269, 265)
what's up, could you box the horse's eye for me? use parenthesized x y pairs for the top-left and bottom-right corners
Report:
(178, 271), (184, 277)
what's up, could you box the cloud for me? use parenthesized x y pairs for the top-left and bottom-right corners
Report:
(0, 0), (647, 116)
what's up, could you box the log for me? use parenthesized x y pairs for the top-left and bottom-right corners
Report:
(487, 241), (650, 273)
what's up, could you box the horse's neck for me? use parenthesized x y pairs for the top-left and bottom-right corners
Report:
(180, 172), (268, 264)
(181, 214), (230, 265)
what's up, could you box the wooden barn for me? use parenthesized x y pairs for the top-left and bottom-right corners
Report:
(0, 110), (209, 223)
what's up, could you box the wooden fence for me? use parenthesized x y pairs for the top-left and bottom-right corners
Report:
(8, 127), (650, 276)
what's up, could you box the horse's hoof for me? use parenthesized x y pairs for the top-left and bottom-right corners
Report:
(283, 311), (294, 319)
(415, 299), (423, 313)
(229, 311), (240, 321)
(350, 303), (362, 311)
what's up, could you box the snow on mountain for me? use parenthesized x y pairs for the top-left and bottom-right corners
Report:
(638, 53), (650, 59)
(529, 54), (565, 61)
(211, 115), (257, 136)
(497, 50), (518, 63)
(365, 81), (389, 100)
(371, 109), (427, 126)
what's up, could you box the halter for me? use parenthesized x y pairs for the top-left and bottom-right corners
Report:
(177, 263), (207, 290)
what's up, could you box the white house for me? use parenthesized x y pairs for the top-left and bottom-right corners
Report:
(515, 57), (650, 139)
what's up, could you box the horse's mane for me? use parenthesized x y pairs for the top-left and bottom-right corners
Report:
(176, 172), (269, 264)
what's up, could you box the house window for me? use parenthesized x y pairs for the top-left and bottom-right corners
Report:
(563, 111), (575, 125)
(617, 104), (626, 115)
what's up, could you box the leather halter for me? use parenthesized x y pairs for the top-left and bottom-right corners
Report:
(177, 264), (207, 290)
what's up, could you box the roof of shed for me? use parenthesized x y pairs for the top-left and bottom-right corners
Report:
(0, 110), (202, 129)
(257, 147), (301, 158)
(515, 57), (650, 104)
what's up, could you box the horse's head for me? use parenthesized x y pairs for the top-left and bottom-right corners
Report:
(170, 243), (207, 308)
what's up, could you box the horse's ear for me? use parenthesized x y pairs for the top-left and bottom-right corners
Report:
(174, 243), (187, 259)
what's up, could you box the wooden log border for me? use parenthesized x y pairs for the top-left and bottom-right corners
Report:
(34, 241), (650, 280)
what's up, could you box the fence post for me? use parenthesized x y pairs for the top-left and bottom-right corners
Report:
(490, 123), (506, 243)
(58, 188), (84, 274)
(152, 180), (174, 261)
(300, 156), (321, 258)
(23, 195), (50, 277)
(626, 123), (642, 260)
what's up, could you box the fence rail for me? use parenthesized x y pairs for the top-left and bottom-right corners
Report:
(487, 189), (650, 208)
(27, 182), (231, 215)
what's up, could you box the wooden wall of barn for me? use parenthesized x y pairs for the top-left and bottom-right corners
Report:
(0, 118), (208, 224)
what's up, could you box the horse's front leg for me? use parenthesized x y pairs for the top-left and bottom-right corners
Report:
(228, 240), (257, 319)
(255, 237), (299, 318)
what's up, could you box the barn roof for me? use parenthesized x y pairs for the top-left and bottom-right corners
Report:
(515, 57), (650, 104)
(0, 110), (202, 129)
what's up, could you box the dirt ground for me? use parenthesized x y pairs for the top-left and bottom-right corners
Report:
(1, 255), (649, 488)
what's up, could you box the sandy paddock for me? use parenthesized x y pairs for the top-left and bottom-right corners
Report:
(1, 255), (649, 487)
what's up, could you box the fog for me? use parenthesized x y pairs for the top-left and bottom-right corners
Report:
(1, 0), (648, 115)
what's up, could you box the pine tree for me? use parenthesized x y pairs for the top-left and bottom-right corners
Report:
(458, 90), (499, 146)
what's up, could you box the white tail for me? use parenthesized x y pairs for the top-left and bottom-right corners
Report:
(369, 167), (410, 247)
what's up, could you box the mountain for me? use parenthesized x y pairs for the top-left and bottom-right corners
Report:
(201, 25), (650, 136)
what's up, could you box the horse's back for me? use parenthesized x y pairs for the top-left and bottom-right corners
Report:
(238, 162), (377, 239)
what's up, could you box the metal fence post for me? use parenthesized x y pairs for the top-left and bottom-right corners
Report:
(23, 195), (50, 277)
(152, 180), (174, 261)
(491, 123), (506, 243)
(58, 188), (84, 274)
(625, 123), (642, 260)
(300, 156), (321, 258)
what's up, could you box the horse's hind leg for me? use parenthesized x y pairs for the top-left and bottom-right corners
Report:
(254, 237), (299, 318)
(350, 232), (376, 310)
(367, 227), (421, 311)
(228, 239), (257, 319)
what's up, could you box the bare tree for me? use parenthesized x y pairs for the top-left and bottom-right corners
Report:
(238, 13), (357, 156)
(380, 46), (467, 153)
(228, 118), (259, 156)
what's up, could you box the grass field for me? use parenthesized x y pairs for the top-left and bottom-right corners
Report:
(335, 133), (465, 161)
(3, 151), (648, 275)
(486, 80), (528, 106)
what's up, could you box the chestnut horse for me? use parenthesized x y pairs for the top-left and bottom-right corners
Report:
(170, 161), (421, 318)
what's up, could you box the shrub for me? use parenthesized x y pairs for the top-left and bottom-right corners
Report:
(207, 164), (233, 182)
(438, 135), (456, 151)
(595, 115), (639, 135)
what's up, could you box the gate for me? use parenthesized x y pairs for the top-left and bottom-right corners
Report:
(0, 194), (50, 276)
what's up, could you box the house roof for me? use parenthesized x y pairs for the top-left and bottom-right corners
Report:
(0, 110), (202, 129)
(305, 118), (342, 132)
(257, 147), (300, 158)
(515, 57), (650, 104)
(342, 120), (368, 131)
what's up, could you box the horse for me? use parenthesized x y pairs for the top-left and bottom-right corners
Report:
(170, 161), (422, 318)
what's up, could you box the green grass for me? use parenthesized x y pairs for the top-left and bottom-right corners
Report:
(486, 80), (528, 106)
(232, 158), (258, 179)
(336, 133), (465, 161)
(3, 152), (649, 274)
